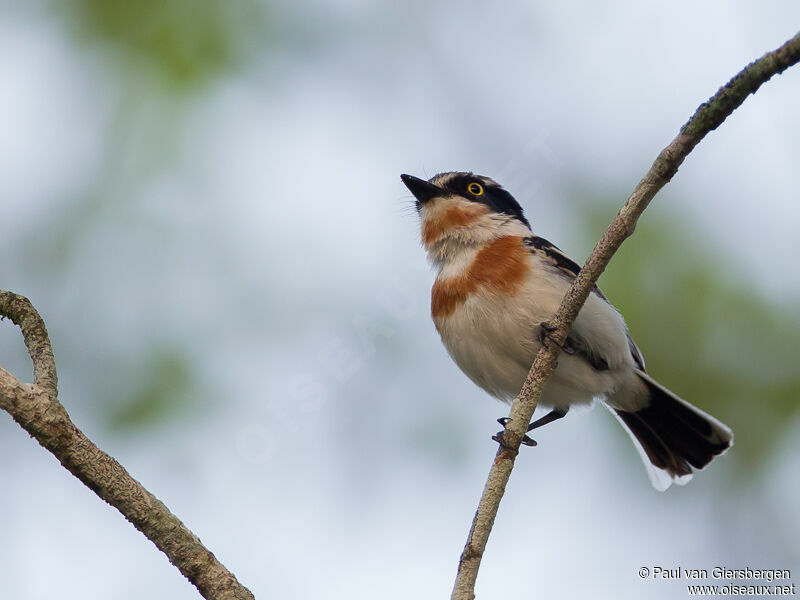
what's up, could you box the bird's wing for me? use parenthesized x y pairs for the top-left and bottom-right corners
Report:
(627, 333), (646, 371)
(523, 235), (608, 301)
(523, 235), (646, 371)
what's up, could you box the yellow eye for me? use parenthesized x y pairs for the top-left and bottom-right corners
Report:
(467, 182), (484, 196)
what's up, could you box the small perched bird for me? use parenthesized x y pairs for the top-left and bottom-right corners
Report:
(401, 171), (732, 490)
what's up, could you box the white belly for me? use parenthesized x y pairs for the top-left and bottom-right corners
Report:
(433, 279), (636, 411)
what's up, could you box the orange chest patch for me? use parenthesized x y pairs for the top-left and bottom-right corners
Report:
(431, 236), (529, 319)
(421, 204), (489, 247)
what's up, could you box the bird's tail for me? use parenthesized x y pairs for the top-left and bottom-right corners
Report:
(611, 370), (733, 491)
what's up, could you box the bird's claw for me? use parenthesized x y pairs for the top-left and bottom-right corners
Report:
(493, 418), (538, 447)
(538, 321), (575, 355)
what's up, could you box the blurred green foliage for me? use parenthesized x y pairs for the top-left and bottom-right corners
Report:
(105, 347), (197, 431)
(21, 1), (268, 432)
(59, 0), (266, 90)
(585, 204), (800, 471)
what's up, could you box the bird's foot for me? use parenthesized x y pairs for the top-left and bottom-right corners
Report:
(538, 321), (575, 355)
(493, 417), (538, 447)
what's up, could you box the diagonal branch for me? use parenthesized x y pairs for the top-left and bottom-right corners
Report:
(451, 30), (800, 600)
(0, 290), (255, 600)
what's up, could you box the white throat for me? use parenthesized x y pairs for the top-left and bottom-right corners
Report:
(425, 214), (531, 273)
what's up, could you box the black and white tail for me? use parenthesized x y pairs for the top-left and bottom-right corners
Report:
(613, 370), (733, 491)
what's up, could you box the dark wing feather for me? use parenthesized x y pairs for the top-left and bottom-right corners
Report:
(523, 236), (608, 301)
(627, 333), (646, 371)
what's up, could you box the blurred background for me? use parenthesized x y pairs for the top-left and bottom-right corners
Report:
(1, 2), (799, 598)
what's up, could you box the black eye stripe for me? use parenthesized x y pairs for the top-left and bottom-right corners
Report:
(455, 177), (530, 229)
(441, 175), (484, 194)
(428, 172), (531, 229)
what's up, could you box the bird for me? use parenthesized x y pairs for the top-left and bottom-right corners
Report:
(400, 171), (732, 490)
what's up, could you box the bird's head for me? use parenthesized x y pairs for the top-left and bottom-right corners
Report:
(401, 172), (531, 252)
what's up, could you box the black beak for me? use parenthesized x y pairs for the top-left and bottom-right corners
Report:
(400, 174), (443, 205)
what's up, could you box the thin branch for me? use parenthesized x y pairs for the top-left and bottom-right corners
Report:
(0, 290), (255, 600)
(451, 30), (800, 600)
(0, 292), (58, 399)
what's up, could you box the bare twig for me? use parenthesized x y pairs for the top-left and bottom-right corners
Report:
(0, 290), (255, 600)
(0, 292), (58, 399)
(451, 31), (800, 600)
